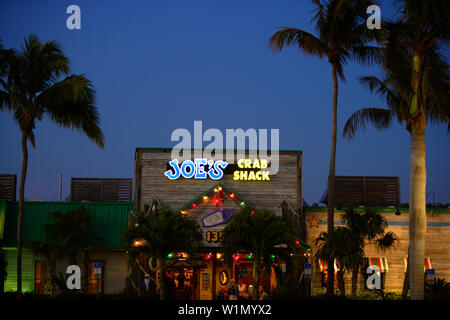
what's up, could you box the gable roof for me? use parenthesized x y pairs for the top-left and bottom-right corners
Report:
(176, 183), (256, 214)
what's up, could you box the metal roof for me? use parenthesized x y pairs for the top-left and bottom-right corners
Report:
(1, 201), (133, 249)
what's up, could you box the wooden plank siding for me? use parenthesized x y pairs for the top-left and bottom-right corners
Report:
(135, 149), (302, 213)
(0, 174), (16, 201)
(322, 176), (400, 207)
(305, 208), (450, 291)
(70, 178), (132, 202)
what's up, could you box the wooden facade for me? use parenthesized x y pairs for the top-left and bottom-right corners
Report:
(305, 207), (450, 291)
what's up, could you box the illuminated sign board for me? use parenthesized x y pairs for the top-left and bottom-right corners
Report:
(164, 158), (271, 181)
(164, 159), (228, 180)
(233, 158), (270, 181)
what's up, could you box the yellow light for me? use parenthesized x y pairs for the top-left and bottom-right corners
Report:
(214, 188), (218, 192)
(218, 186), (222, 191)
(181, 210), (187, 215)
(203, 195), (208, 200)
(216, 253), (223, 259)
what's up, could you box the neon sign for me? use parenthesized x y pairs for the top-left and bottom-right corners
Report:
(164, 159), (228, 180)
(233, 158), (270, 181)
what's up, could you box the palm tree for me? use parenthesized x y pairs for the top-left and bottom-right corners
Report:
(269, 0), (380, 295)
(343, 1), (450, 299)
(0, 35), (104, 298)
(315, 208), (398, 299)
(29, 206), (105, 294)
(314, 227), (355, 297)
(122, 206), (202, 300)
(341, 208), (399, 299)
(222, 206), (294, 299)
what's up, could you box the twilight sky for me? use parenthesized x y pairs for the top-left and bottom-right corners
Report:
(0, 0), (449, 204)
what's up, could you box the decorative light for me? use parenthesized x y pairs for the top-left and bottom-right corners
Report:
(214, 188), (218, 192)
(240, 201), (245, 207)
(192, 203), (197, 208)
(271, 254), (276, 259)
(203, 195), (208, 200)
(233, 253), (240, 261)
(218, 186), (222, 191)
(205, 252), (213, 261)
(216, 253), (223, 259)
(215, 198), (219, 205)
(229, 193), (235, 198)
(247, 253), (253, 259)
(294, 240), (300, 246)
(132, 238), (148, 247)
(181, 210), (187, 215)
(168, 252), (173, 259)
(251, 210), (255, 215)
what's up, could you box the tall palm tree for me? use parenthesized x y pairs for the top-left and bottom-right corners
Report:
(0, 35), (104, 298)
(269, 0), (380, 296)
(343, 1), (450, 299)
(122, 206), (202, 300)
(222, 206), (295, 300)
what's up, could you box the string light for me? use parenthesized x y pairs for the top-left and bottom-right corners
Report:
(240, 201), (245, 207)
(251, 210), (255, 215)
(214, 188), (218, 192)
(192, 203), (197, 208)
(181, 210), (187, 215)
(229, 193), (235, 198)
(168, 253), (173, 259)
(216, 253), (223, 259)
(247, 253), (253, 259)
(218, 186), (222, 191)
(203, 195), (208, 200)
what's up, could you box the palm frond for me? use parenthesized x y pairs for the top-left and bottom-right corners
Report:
(343, 107), (394, 139)
(269, 27), (328, 57)
(36, 75), (105, 148)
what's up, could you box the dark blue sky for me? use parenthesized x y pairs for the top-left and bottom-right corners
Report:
(0, 0), (449, 204)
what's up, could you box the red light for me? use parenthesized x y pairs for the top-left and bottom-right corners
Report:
(230, 193), (235, 198)
(192, 203), (197, 208)
(251, 210), (255, 215)
(295, 240), (300, 246)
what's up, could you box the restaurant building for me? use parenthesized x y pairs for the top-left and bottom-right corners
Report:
(1, 147), (449, 298)
(134, 147), (303, 299)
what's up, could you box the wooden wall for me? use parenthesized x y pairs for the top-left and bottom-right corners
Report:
(305, 208), (450, 291)
(135, 149), (302, 247)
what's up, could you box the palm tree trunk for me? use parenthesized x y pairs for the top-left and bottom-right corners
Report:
(338, 270), (345, 297)
(408, 124), (427, 300)
(252, 259), (260, 300)
(402, 249), (410, 300)
(159, 262), (168, 300)
(326, 62), (338, 297)
(351, 267), (358, 299)
(17, 132), (28, 299)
